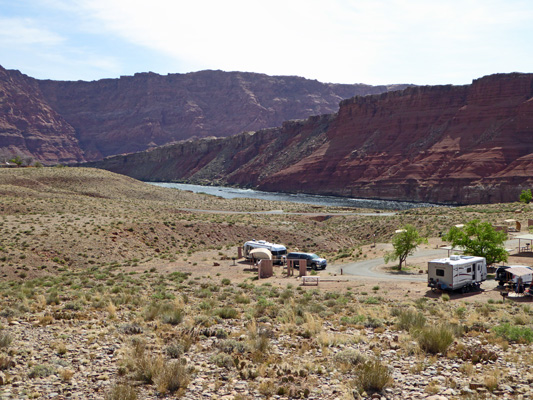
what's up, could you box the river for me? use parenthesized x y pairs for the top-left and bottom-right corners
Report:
(148, 182), (440, 210)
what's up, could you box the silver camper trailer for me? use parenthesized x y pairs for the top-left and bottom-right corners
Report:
(243, 240), (287, 265)
(428, 255), (487, 293)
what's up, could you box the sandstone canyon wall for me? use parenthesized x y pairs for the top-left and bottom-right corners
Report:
(0, 67), (84, 164)
(86, 73), (533, 205)
(0, 64), (407, 163)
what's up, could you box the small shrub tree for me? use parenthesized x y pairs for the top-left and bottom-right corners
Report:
(384, 225), (427, 270)
(520, 189), (532, 204)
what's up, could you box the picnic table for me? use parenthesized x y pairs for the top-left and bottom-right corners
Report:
(302, 276), (320, 286)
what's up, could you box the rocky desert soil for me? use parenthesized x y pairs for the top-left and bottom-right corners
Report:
(1, 167), (533, 400)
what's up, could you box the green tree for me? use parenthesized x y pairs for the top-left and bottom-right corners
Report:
(520, 189), (532, 204)
(9, 155), (23, 167)
(384, 225), (427, 270)
(442, 219), (508, 265)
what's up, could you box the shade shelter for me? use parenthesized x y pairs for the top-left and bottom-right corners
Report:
(515, 233), (533, 253)
(505, 266), (533, 277)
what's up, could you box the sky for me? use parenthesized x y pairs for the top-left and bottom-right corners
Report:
(0, 0), (532, 86)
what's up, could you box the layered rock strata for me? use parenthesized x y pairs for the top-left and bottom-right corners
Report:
(1, 64), (406, 163)
(0, 67), (84, 164)
(86, 73), (533, 205)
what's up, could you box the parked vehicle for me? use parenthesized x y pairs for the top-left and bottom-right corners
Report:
(243, 240), (287, 264)
(495, 265), (510, 286)
(495, 265), (533, 287)
(428, 255), (487, 293)
(286, 252), (327, 270)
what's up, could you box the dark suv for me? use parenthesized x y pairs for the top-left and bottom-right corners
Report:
(286, 252), (327, 270)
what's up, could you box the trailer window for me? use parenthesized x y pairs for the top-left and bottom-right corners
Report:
(436, 269), (444, 277)
(467, 267), (472, 273)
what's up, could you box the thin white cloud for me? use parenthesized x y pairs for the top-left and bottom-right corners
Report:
(0, 17), (64, 46)
(3, 0), (533, 84)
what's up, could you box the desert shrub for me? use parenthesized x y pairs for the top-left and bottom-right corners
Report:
(0, 308), (16, 319)
(354, 359), (392, 394)
(214, 307), (238, 319)
(28, 364), (56, 378)
(165, 343), (185, 359)
(334, 349), (366, 367)
(217, 339), (250, 354)
(210, 352), (234, 369)
(59, 368), (74, 381)
(120, 323), (143, 335)
(340, 315), (365, 326)
(453, 344), (498, 364)
(235, 294), (251, 304)
(455, 306), (467, 319)
(363, 296), (381, 304)
(144, 301), (183, 325)
(105, 383), (138, 400)
(161, 307), (183, 326)
(248, 325), (271, 355)
(493, 323), (533, 344)
(125, 340), (161, 384)
(143, 302), (161, 321)
(0, 331), (12, 349)
(155, 360), (190, 394)
(416, 324), (455, 354)
(396, 309), (426, 332)
(63, 302), (82, 311)
(0, 355), (14, 370)
(46, 290), (60, 305)
(364, 317), (384, 329)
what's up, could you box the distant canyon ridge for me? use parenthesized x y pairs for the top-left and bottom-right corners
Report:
(86, 73), (533, 205)
(1, 64), (533, 205)
(0, 65), (406, 163)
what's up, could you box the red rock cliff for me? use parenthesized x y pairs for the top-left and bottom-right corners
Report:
(36, 70), (405, 160)
(0, 66), (84, 164)
(86, 73), (533, 205)
(1, 66), (406, 164)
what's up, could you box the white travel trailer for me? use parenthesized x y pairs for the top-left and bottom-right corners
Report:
(428, 255), (487, 293)
(243, 240), (287, 264)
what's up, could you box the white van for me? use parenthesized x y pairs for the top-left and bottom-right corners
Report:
(428, 255), (487, 293)
(243, 240), (287, 264)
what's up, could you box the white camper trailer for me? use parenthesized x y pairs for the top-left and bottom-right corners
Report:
(243, 240), (287, 264)
(428, 255), (487, 293)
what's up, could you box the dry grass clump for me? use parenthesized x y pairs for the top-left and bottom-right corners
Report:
(415, 324), (456, 355)
(393, 308), (426, 332)
(155, 360), (190, 395)
(121, 339), (190, 394)
(334, 348), (366, 372)
(353, 359), (393, 395)
(0, 331), (12, 349)
(144, 301), (184, 325)
(105, 383), (138, 400)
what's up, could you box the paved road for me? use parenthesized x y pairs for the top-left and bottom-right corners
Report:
(331, 248), (446, 282)
(333, 237), (522, 282)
